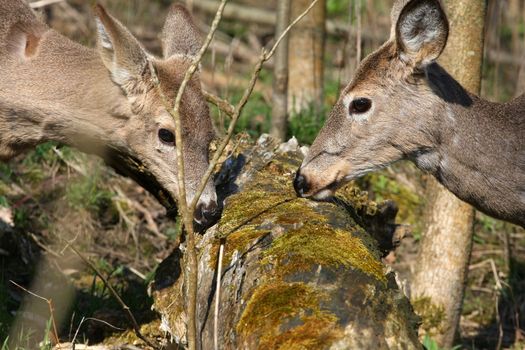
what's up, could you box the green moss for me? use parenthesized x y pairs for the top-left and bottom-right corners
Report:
(236, 281), (341, 349)
(411, 297), (447, 337)
(208, 155), (394, 347)
(217, 190), (294, 237)
(263, 224), (386, 282)
(271, 315), (342, 350)
(337, 184), (379, 216)
(210, 155), (388, 281)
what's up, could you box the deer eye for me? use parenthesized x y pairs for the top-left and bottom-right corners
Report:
(350, 98), (372, 114)
(158, 128), (175, 145)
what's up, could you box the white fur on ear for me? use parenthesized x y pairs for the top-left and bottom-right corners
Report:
(95, 18), (113, 50)
(396, 0), (449, 66)
(93, 4), (149, 93)
(6, 29), (27, 58)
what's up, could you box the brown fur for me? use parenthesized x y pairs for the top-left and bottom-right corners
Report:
(297, 0), (525, 227)
(0, 0), (218, 225)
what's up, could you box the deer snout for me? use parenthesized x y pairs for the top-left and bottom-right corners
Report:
(293, 171), (310, 198)
(294, 167), (340, 200)
(193, 199), (221, 232)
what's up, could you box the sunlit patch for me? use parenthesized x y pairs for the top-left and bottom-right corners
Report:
(313, 189), (335, 201)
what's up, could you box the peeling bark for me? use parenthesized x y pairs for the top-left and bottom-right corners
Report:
(150, 136), (420, 349)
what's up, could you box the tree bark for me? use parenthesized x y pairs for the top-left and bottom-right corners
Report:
(151, 136), (421, 349)
(516, 50), (525, 97)
(270, 0), (291, 141)
(287, 0), (326, 114)
(410, 0), (486, 347)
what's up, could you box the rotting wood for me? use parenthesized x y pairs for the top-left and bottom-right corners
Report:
(150, 136), (421, 349)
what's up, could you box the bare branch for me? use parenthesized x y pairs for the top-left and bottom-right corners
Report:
(203, 90), (235, 118)
(29, 0), (65, 8)
(267, 0), (321, 59)
(10, 280), (60, 347)
(150, 1), (229, 349)
(151, 2), (320, 349)
(214, 242), (225, 350)
(68, 246), (159, 350)
(189, 0), (321, 213)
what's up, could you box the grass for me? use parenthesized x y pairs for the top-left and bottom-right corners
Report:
(423, 335), (461, 350)
(65, 171), (114, 213)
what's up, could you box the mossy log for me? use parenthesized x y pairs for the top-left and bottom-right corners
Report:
(150, 136), (421, 349)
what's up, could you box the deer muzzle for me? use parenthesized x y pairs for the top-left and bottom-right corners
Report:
(193, 197), (221, 232)
(294, 169), (340, 200)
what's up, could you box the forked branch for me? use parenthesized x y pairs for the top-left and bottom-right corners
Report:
(152, 1), (321, 349)
(189, 0), (321, 213)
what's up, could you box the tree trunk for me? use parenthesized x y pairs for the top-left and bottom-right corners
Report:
(516, 50), (525, 97)
(151, 136), (421, 349)
(287, 0), (326, 114)
(270, 0), (291, 141)
(411, 0), (486, 347)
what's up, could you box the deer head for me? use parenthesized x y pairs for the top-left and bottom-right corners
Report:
(94, 4), (219, 228)
(0, 2), (219, 228)
(295, 0), (451, 200)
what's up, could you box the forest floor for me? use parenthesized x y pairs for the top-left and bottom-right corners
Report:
(0, 143), (523, 350)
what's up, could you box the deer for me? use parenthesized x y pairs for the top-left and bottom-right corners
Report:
(0, 0), (220, 229)
(294, 0), (525, 228)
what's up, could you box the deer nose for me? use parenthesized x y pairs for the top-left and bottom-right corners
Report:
(294, 171), (310, 197)
(194, 200), (221, 232)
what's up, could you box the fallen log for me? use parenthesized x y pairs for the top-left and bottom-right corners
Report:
(150, 136), (421, 349)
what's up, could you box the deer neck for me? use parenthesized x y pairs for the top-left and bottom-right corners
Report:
(413, 68), (525, 224)
(0, 30), (132, 159)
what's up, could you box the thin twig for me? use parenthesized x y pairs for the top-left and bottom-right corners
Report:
(10, 281), (60, 348)
(68, 245), (159, 350)
(189, 0), (321, 213)
(150, 1), (229, 349)
(71, 316), (125, 349)
(213, 242), (225, 350)
(176, 3), (229, 350)
(29, 0), (65, 8)
(150, 2), (321, 349)
(267, 0), (321, 59)
(203, 90), (235, 118)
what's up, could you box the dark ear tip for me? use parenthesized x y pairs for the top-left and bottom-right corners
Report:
(93, 2), (105, 15)
(167, 3), (193, 19)
(93, 3), (107, 17)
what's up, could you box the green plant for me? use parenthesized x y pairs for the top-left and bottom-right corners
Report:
(288, 104), (327, 145)
(0, 196), (8, 208)
(38, 319), (53, 350)
(422, 335), (461, 350)
(65, 170), (114, 213)
(327, 0), (351, 16)
(1, 337), (8, 350)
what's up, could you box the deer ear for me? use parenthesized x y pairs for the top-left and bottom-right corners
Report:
(395, 0), (449, 67)
(161, 4), (202, 59)
(94, 4), (148, 88)
(5, 23), (44, 60)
